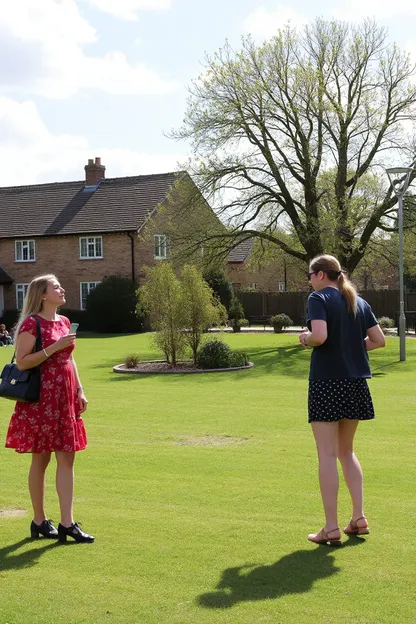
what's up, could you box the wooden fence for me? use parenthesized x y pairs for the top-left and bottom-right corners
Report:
(237, 290), (416, 326)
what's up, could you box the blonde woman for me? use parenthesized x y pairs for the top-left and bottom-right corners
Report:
(299, 255), (385, 546)
(5, 275), (94, 543)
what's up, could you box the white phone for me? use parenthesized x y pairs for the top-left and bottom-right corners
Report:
(69, 322), (79, 334)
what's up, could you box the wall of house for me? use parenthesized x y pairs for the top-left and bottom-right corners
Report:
(1, 232), (135, 310)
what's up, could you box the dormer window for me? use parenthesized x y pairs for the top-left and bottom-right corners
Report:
(79, 236), (103, 259)
(15, 240), (36, 262)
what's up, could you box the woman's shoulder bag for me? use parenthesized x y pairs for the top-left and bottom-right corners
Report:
(0, 316), (42, 402)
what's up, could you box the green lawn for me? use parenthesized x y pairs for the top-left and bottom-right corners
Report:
(0, 333), (415, 624)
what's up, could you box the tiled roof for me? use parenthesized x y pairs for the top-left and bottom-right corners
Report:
(0, 172), (182, 238)
(228, 237), (254, 263)
(0, 267), (13, 284)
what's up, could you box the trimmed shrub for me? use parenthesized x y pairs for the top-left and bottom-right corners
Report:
(125, 354), (140, 368)
(229, 351), (249, 367)
(378, 316), (394, 331)
(58, 309), (90, 330)
(197, 340), (232, 369)
(271, 314), (294, 332)
(203, 268), (234, 311)
(85, 276), (143, 333)
(0, 309), (19, 329)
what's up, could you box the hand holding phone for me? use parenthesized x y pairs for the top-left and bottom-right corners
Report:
(69, 322), (79, 334)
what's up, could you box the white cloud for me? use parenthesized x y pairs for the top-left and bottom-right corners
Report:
(243, 5), (308, 39)
(0, 97), (185, 186)
(0, 0), (178, 99)
(334, 0), (416, 20)
(87, 0), (172, 21)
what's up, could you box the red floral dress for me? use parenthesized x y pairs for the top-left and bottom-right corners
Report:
(5, 315), (87, 454)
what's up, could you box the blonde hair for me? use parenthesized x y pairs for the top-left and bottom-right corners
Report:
(16, 274), (58, 338)
(310, 254), (357, 316)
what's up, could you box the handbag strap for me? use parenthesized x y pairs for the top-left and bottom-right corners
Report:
(11, 315), (42, 364)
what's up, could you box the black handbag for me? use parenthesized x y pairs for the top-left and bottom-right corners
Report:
(0, 316), (42, 402)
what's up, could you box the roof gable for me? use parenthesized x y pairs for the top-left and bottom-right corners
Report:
(0, 171), (181, 238)
(228, 237), (254, 263)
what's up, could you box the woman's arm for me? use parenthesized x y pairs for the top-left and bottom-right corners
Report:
(16, 332), (76, 371)
(71, 356), (88, 413)
(299, 320), (327, 348)
(365, 325), (386, 351)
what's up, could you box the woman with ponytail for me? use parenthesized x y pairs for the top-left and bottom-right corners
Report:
(299, 255), (385, 546)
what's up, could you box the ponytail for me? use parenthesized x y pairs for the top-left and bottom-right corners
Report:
(338, 273), (357, 316)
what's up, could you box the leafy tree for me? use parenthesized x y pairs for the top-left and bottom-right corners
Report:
(172, 19), (416, 273)
(85, 276), (142, 333)
(228, 296), (246, 331)
(138, 263), (186, 366)
(202, 267), (234, 310)
(181, 265), (227, 364)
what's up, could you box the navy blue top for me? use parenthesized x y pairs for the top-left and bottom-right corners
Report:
(306, 287), (378, 381)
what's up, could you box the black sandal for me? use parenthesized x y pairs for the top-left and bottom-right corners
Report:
(58, 522), (94, 543)
(30, 519), (59, 539)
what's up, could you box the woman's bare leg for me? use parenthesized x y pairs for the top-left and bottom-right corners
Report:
(338, 420), (365, 521)
(311, 422), (339, 530)
(29, 452), (51, 524)
(55, 451), (75, 527)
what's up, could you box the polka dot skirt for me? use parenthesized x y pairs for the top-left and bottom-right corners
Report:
(308, 378), (375, 423)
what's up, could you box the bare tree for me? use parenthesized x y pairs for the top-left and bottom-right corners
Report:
(171, 19), (416, 273)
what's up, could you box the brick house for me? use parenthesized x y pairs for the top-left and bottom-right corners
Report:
(227, 238), (308, 292)
(0, 158), (217, 315)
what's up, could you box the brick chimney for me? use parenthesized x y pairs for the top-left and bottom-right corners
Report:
(84, 157), (105, 186)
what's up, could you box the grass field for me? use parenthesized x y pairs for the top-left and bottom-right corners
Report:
(0, 332), (415, 624)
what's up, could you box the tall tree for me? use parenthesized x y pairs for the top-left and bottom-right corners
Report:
(181, 265), (226, 364)
(171, 19), (416, 273)
(138, 263), (186, 366)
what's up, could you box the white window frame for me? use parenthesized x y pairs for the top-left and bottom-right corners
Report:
(15, 240), (36, 262)
(16, 283), (29, 309)
(278, 281), (285, 292)
(79, 236), (103, 259)
(154, 234), (167, 259)
(80, 281), (101, 310)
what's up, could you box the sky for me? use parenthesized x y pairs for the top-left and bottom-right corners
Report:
(1, 0), (415, 187)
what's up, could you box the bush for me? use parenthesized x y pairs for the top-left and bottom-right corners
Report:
(378, 316), (394, 330)
(228, 296), (245, 322)
(0, 309), (19, 329)
(239, 318), (249, 327)
(197, 340), (232, 369)
(203, 268), (234, 311)
(58, 309), (90, 330)
(271, 313), (294, 328)
(85, 276), (143, 333)
(229, 351), (249, 367)
(125, 354), (140, 368)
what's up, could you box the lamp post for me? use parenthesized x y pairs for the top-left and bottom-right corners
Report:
(386, 166), (413, 361)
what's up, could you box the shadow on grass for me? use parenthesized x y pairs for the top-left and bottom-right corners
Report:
(197, 536), (364, 609)
(0, 537), (61, 572)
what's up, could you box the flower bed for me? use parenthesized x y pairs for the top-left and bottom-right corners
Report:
(113, 360), (254, 374)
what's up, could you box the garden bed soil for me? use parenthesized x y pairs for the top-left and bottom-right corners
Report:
(113, 360), (254, 374)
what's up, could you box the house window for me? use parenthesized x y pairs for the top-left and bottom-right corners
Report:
(251, 283), (258, 289)
(154, 234), (167, 259)
(80, 281), (100, 310)
(278, 281), (285, 292)
(15, 240), (36, 262)
(79, 236), (103, 259)
(16, 284), (29, 309)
